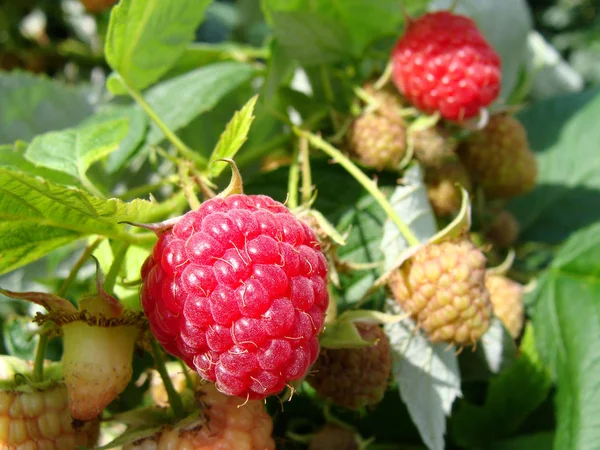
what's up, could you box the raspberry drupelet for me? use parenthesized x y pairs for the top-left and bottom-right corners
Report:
(141, 194), (329, 400)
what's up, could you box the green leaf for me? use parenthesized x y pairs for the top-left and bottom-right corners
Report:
(321, 310), (404, 349)
(178, 82), (286, 166)
(244, 158), (367, 221)
(336, 193), (387, 304)
(0, 72), (93, 144)
(25, 119), (129, 184)
(97, 424), (165, 450)
(526, 32), (584, 100)
(0, 142), (78, 186)
(79, 105), (149, 174)
(320, 321), (373, 349)
(262, 0), (427, 65)
(166, 43), (269, 78)
(261, 40), (296, 102)
(0, 223), (80, 278)
(268, 10), (351, 65)
(105, 0), (212, 93)
(531, 222), (600, 449)
(489, 433), (554, 450)
(207, 95), (258, 178)
(93, 240), (150, 311)
(2, 315), (38, 361)
(451, 324), (552, 447)
(511, 89), (600, 243)
(143, 62), (258, 146)
(0, 168), (157, 275)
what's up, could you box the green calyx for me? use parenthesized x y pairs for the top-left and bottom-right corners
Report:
(0, 355), (63, 392)
(319, 309), (404, 350)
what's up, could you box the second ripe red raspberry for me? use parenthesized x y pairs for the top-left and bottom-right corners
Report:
(391, 11), (502, 121)
(141, 194), (329, 400)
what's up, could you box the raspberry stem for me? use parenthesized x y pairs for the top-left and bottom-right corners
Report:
(33, 331), (48, 382)
(323, 404), (355, 432)
(287, 146), (300, 209)
(115, 73), (208, 169)
(178, 162), (201, 210)
(104, 242), (130, 295)
(295, 128), (420, 247)
(300, 135), (313, 205)
(57, 237), (103, 297)
(320, 66), (338, 127)
(80, 173), (106, 199)
(150, 340), (186, 419)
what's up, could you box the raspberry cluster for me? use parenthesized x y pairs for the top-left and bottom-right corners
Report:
(141, 194), (329, 399)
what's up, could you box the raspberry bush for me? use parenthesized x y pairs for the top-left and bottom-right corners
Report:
(0, 1), (598, 449)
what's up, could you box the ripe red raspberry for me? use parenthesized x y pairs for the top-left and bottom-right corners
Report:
(391, 11), (502, 121)
(141, 194), (329, 400)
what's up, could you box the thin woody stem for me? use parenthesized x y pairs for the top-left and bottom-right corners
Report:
(150, 340), (186, 419)
(295, 129), (420, 247)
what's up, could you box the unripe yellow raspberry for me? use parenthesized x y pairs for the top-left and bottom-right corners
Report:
(124, 383), (275, 450)
(61, 294), (144, 421)
(411, 125), (458, 168)
(484, 209), (520, 248)
(0, 357), (99, 450)
(485, 274), (525, 339)
(459, 115), (537, 199)
(348, 85), (407, 171)
(425, 160), (472, 217)
(389, 238), (493, 346)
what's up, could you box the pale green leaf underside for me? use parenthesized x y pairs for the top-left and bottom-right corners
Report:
(380, 164), (437, 272)
(385, 301), (461, 450)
